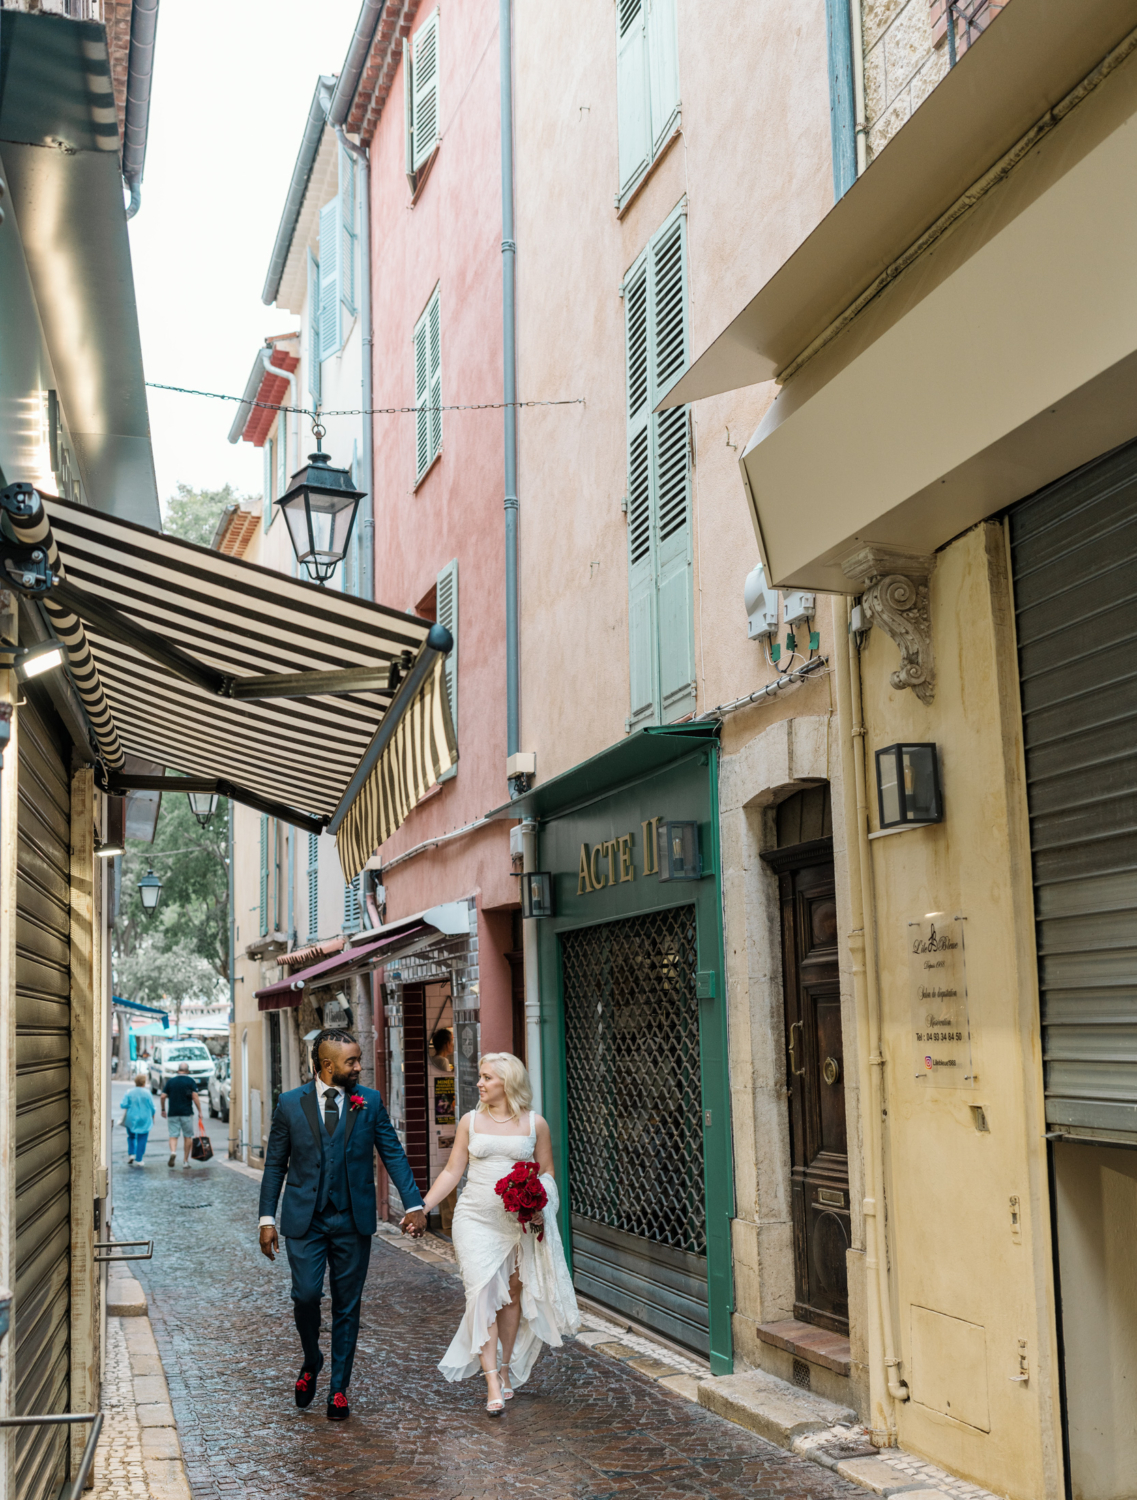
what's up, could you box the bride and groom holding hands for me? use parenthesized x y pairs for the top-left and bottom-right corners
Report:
(257, 1027), (579, 1420)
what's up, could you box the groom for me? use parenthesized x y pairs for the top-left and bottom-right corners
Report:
(258, 1029), (426, 1420)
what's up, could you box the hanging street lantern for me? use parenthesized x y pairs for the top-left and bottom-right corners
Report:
(137, 866), (163, 916)
(186, 790), (220, 828)
(275, 427), (366, 584)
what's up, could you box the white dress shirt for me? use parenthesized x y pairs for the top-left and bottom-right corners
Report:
(258, 1082), (345, 1228)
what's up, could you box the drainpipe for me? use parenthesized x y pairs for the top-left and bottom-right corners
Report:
(261, 350), (298, 474)
(848, 0), (868, 175)
(835, 599), (908, 1445)
(500, 0), (521, 786)
(334, 128), (374, 601)
(519, 819), (542, 1112)
(122, 0), (160, 219)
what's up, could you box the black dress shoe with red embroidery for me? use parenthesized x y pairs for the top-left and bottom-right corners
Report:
(294, 1366), (319, 1409)
(326, 1391), (350, 1421)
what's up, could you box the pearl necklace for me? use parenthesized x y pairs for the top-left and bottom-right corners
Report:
(486, 1108), (517, 1123)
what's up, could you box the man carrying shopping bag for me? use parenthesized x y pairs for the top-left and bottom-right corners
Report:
(162, 1062), (204, 1169)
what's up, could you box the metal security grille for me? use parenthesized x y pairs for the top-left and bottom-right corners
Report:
(563, 905), (705, 1254)
(1011, 438), (1137, 1137)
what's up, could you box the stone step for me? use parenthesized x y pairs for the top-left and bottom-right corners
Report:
(106, 1275), (147, 1317)
(697, 1366), (856, 1447)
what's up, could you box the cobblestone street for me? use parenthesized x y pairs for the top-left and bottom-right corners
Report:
(108, 1126), (862, 1500)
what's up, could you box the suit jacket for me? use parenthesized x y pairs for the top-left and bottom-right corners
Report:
(258, 1082), (423, 1239)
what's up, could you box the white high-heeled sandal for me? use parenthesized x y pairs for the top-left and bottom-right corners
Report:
(481, 1367), (505, 1417)
(500, 1362), (514, 1400)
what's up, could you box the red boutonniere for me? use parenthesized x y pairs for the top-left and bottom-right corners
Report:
(349, 1093), (366, 1112)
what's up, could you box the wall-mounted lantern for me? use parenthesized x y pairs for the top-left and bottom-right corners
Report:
(520, 871), (554, 919)
(657, 820), (701, 881)
(875, 743), (943, 829)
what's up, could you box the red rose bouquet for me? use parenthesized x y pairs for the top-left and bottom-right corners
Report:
(494, 1160), (548, 1240)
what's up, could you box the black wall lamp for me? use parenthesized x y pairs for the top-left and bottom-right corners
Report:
(657, 821), (702, 881)
(520, 871), (554, 918)
(875, 743), (943, 829)
(276, 427), (365, 585)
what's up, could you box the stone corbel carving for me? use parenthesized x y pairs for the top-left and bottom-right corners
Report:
(842, 546), (936, 705)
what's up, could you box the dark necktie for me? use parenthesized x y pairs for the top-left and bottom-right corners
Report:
(324, 1088), (339, 1136)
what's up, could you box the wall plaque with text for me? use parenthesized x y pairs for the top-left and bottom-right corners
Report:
(908, 916), (973, 1088)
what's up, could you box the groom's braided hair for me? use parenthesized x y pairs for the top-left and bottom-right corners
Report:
(311, 1028), (356, 1077)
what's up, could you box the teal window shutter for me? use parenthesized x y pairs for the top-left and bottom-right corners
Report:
(413, 286), (441, 480)
(263, 437), (274, 505)
(339, 146), (356, 314)
(306, 250), (321, 402)
(646, 0), (680, 152)
(411, 10), (440, 172)
(623, 207), (694, 730)
(259, 815), (270, 937)
(306, 832), (319, 941)
(319, 198), (341, 358)
(275, 409), (287, 516)
(436, 555), (458, 735)
(624, 257), (658, 730)
(616, 0), (650, 194)
(343, 873), (362, 932)
(649, 214), (695, 722)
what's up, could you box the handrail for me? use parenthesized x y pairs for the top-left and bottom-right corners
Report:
(93, 1240), (153, 1263)
(0, 1412), (104, 1500)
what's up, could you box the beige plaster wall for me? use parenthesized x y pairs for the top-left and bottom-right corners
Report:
(514, 0), (835, 780)
(854, 522), (1060, 1497)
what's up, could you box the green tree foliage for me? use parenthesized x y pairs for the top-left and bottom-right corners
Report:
(162, 483), (254, 547)
(114, 790), (230, 987)
(114, 937), (223, 1028)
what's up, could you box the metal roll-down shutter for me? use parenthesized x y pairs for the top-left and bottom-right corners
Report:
(13, 696), (72, 1500)
(1011, 439), (1137, 1139)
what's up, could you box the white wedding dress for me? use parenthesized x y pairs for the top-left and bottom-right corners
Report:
(438, 1110), (580, 1386)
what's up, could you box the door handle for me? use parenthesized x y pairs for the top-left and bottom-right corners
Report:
(788, 1021), (806, 1077)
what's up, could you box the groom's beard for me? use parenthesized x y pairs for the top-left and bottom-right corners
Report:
(329, 1066), (361, 1089)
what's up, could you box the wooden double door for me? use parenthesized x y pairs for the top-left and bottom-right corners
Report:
(765, 838), (849, 1333)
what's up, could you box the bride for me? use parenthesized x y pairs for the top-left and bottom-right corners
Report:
(407, 1052), (579, 1415)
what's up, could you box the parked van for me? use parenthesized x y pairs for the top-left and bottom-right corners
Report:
(148, 1039), (215, 1092)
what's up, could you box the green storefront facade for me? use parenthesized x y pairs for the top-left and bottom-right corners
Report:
(518, 726), (734, 1374)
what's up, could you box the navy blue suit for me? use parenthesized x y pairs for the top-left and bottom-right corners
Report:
(259, 1082), (423, 1393)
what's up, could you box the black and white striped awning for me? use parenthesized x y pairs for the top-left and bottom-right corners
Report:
(17, 493), (455, 872)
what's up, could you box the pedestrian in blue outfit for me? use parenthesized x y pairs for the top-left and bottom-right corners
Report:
(121, 1073), (157, 1165)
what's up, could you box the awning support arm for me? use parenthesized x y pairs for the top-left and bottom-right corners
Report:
(326, 623), (454, 836)
(56, 580), (399, 702)
(105, 773), (327, 836)
(54, 580), (229, 695)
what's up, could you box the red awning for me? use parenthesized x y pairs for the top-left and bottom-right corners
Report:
(256, 922), (431, 1010)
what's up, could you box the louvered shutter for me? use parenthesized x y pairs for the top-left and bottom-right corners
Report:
(428, 289), (442, 460)
(414, 305), (430, 478)
(343, 874), (362, 932)
(616, 0), (650, 192)
(436, 556), (458, 741)
(339, 146), (356, 314)
(259, 815), (269, 936)
(307, 832), (319, 941)
(276, 410), (287, 512)
(306, 251), (321, 402)
(625, 258), (657, 729)
(412, 10), (440, 172)
(319, 198), (341, 359)
(646, 0), (680, 151)
(649, 215), (695, 720)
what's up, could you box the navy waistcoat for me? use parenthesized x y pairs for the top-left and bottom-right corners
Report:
(316, 1094), (349, 1214)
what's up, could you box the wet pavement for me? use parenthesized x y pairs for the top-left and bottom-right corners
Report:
(109, 1090), (861, 1500)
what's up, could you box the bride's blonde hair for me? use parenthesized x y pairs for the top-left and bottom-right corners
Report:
(477, 1052), (533, 1114)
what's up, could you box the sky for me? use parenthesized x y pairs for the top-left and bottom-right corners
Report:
(128, 0), (363, 516)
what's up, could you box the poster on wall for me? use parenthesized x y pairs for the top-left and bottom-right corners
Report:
(455, 1020), (480, 1118)
(433, 1074), (456, 1125)
(908, 915), (974, 1088)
